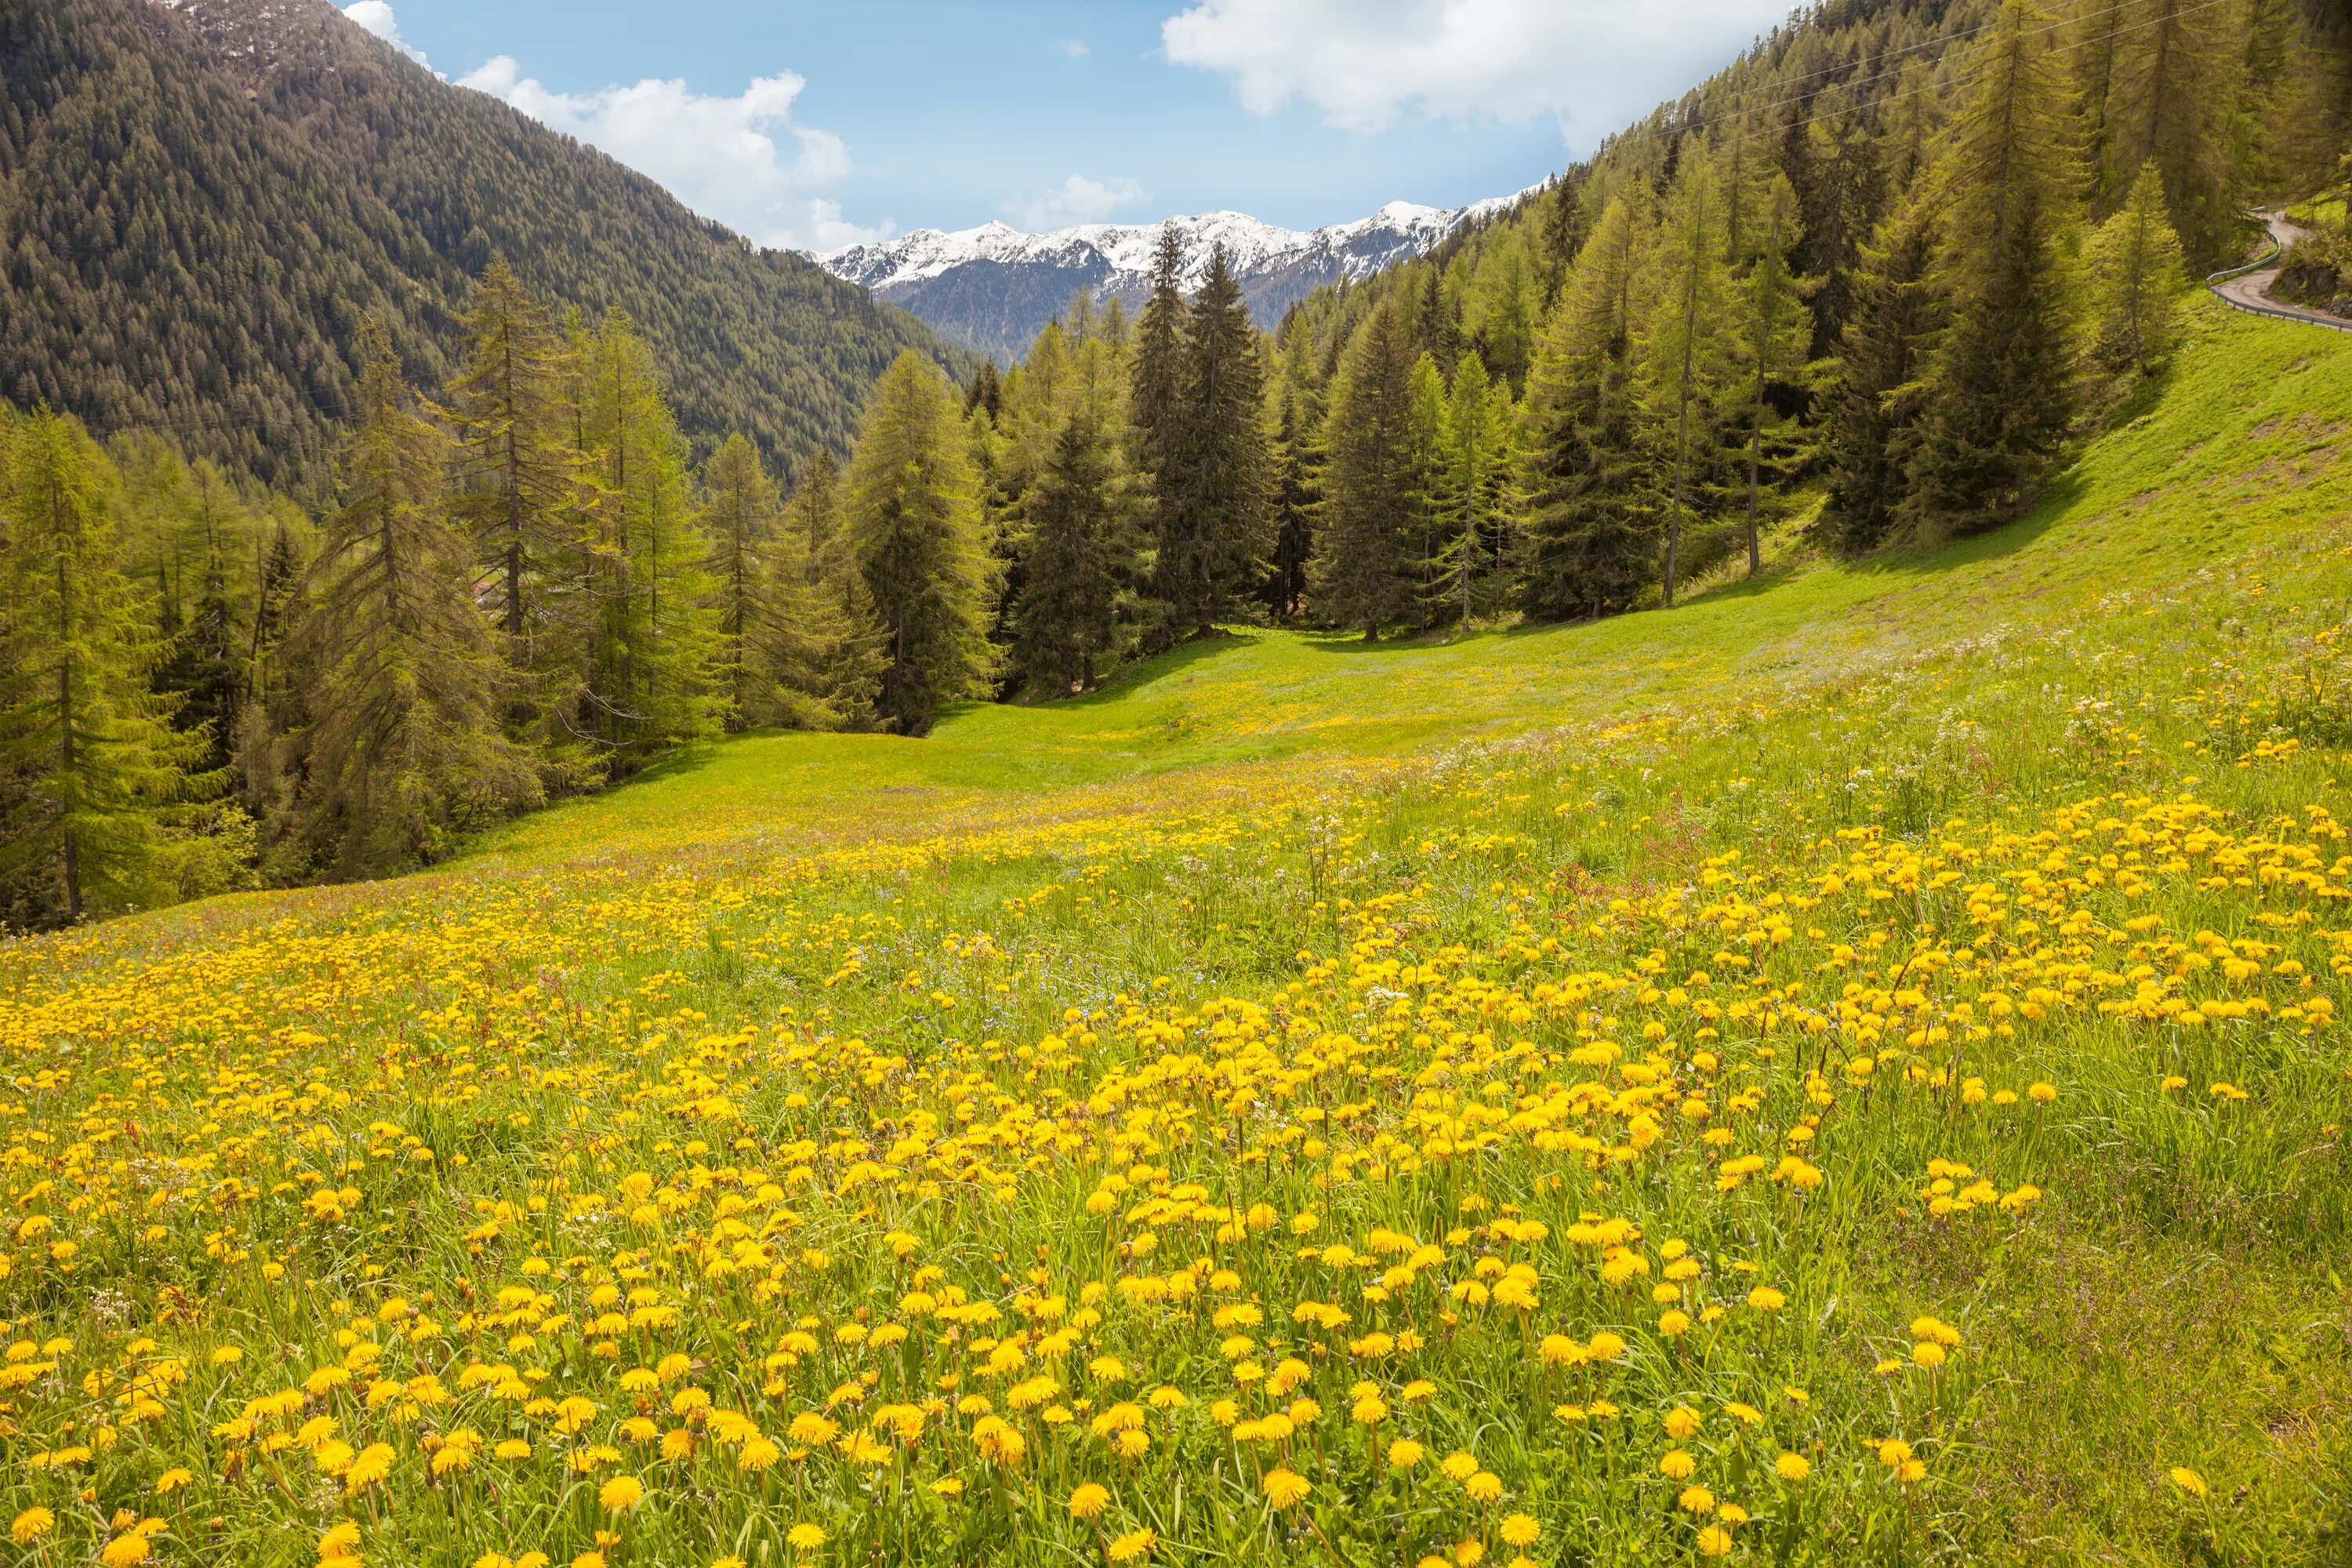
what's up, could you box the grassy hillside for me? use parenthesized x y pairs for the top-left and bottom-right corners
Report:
(4, 294), (2350, 1568)
(0, 0), (965, 485)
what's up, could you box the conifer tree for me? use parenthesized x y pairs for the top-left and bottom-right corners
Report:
(1641, 155), (1736, 607)
(1154, 246), (1272, 642)
(579, 311), (723, 768)
(783, 449), (887, 728)
(703, 433), (792, 728)
(1263, 316), (1324, 620)
(281, 323), (536, 874)
(1904, 0), (2085, 536)
(443, 258), (591, 777)
(1519, 195), (1656, 621)
(1821, 194), (1943, 554)
(1437, 350), (1514, 627)
(0, 408), (206, 925)
(1013, 411), (1144, 694)
(1312, 301), (1424, 640)
(1730, 172), (1813, 576)
(848, 353), (999, 734)
(1129, 227), (1189, 510)
(2102, 0), (2234, 265)
(2085, 162), (2188, 379)
(1406, 353), (1451, 625)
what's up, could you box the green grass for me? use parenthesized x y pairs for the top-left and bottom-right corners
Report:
(5, 294), (2352, 1568)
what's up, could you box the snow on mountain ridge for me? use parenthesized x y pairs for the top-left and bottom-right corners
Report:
(821, 190), (1536, 296)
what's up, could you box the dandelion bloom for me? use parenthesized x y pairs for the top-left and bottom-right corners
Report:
(930, 1478), (964, 1498)
(156, 1468), (194, 1494)
(786, 1523), (826, 1552)
(1465, 1471), (1504, 1504)
(1747, 1287), (1785, 1311)
(572, 1555), (606, 1568)
(1696, 1526), (1734, 1557)
(1774, 1453), (1811, 1481)
(1498, 1514), (1541, 1548)
(1107, 1529), (1155, 1563)
(1262, 1468), (1312, 1508)
(11, 1509), (54, 1546)
(1069, 1483), (1109, 1520)
(2169, 1467), (2209, 1498)
(1876, 1439), (1914, 1468)
(2028, 1082), (2057, 1102)
(1664, 1406), (1702, 1439)
(1388, 1439), (1425, 1469)
(1587, 1331), (1627, 1360)
(598, 1476), (644, 1513)
(1678, 1485), (1715, 1514)
(1660, 1450), (1697, 1480)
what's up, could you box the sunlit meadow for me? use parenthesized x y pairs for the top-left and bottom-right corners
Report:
(3, 299), (2349, 1568)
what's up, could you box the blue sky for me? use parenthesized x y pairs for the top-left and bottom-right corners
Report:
(344, 0), (1793, 251)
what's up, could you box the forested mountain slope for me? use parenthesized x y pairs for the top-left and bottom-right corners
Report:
(0, 0), (967, 488)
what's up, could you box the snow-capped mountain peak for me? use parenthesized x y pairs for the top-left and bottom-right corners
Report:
(816, 188), (1542, 362)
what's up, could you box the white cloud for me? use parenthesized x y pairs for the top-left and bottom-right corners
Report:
(1062, 39), (1091, 59)
(1003, 175), (1148, 231)
(456, 57), (888, 252)
(341, 0), (430, 71)
(1161, 0), (1790, 140)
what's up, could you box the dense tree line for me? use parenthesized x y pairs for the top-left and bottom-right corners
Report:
(0, 265), (927, 927)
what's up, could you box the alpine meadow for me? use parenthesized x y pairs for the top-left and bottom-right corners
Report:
(2, 0), (2351, 1566)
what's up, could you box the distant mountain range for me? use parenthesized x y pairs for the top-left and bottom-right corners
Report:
(820, 195), (1536, 364)
(0, 0), (963, 486)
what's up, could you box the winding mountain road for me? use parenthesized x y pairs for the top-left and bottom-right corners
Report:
(2208, 209), (2352, 332)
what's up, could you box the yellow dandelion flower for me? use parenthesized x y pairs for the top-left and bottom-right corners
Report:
(1262, 1468), (1311, 1508)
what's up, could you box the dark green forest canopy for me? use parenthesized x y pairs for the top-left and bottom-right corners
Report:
(0, 0), (971, 492)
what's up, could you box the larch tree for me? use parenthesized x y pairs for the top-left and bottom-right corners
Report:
(1438, 350), (1514, 627)
(281, 321), (537, 876)
(442, 258), (592, 779)
(0, 408), (207, 926)
(783, 449), (887, 728)
(848, 352), (1000, 735)
(2102, 0), (2234, 267)
(1730, 171), (1814, 576)
(2086, 162), (2190, 379)
(702, 432), (791, 728)
(1640, 154), (1736, 608)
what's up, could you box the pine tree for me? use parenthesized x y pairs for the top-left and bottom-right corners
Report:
(1730, 172), (1813, 576)
(848, 353), (999, 735)
(1154, 246), (1273, 642)
(1013, 411), (1145, 694)
(2085, 162), (2189, 379)
(1641, 154), (1737, 607)
(1519, 195), (1657, 621)
(0, 408), (207, 926)
(1312, 301), (1424, 640)
(1904, 0), (2085, 536)
(281, 322), (537, 874)
(442, 258), (592, 779)
(1820, 194), (1944, 554)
